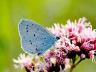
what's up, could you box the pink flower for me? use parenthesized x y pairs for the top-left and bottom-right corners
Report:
(48, 23), (66, 37)
(44, 48), (66, 72)
(88, 50), (95, 61)
(48, 17), (96, 60)
(13, 53), (34, 71)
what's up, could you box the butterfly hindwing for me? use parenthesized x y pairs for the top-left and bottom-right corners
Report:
(19, 19), (57, 54)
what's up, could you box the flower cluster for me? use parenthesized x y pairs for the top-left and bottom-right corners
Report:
(13, 17), (96, 72)
(49, 17), (96, 60)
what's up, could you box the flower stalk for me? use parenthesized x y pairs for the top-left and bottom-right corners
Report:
(69, 58), (85, 72)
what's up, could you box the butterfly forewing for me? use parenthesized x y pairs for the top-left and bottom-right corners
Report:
(19, 19), (57, 54)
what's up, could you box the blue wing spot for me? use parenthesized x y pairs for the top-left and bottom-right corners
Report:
(34, 34), (36, 37)
(37, 28), (39, 30)
(29, 40), (31, 42)
(36, 48), (38, 51)
(26, 30), (28, 32)
(42, 43), (44, 45)
(26, 25), (29, 26)
(26, 25), (29, 32)
(44, 37), (46, 39)
(26, 27), (28, 29)
(42, 43), (46, 46)
(30, 42), (32, 45)
(29, 40), (32, 45)
(32, 24), (34, 26)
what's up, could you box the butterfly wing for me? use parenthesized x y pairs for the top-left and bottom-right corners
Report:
(19, 19), (57, 54)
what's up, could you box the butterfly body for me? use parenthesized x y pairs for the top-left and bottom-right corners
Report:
(19, 19), (58, 55)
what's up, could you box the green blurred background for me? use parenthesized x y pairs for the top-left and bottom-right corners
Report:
(0, 0), (96, 72)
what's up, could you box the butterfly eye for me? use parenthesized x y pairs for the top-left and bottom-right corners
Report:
(37, 52), (42, 55)
(56, 37), (60, 40)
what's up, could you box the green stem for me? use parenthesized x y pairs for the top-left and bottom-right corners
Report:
(69, 59), (84, 72)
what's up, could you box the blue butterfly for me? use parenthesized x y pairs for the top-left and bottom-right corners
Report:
(19, 19), (59, 55)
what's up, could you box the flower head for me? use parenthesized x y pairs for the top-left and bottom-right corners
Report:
(13, 53), (33, 68)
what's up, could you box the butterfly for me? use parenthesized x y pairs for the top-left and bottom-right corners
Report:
(19, 19), (59, 55)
